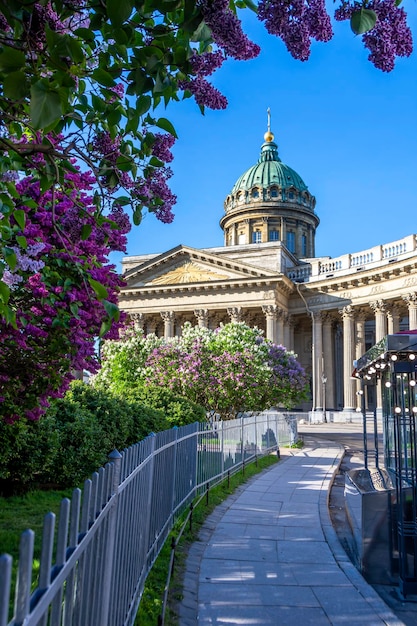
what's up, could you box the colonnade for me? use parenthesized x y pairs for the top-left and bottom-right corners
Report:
(130, 305), (296, 348)
(313, 293), (417, 413)
(129, 291), (417, 416)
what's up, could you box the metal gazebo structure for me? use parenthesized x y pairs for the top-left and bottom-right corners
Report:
(356, 333), (417, 596)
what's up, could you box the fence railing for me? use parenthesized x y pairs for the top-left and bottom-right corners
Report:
(0, 412), (297, 626)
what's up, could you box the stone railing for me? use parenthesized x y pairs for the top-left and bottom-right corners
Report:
(287, 234), (417, 282)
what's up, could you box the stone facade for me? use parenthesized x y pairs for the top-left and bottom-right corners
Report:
(118, 127), (417, 418)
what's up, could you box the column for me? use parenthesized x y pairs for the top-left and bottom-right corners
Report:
(369, 300), (387, 412)
(339, 305), (356, 411)
(387, 303), (401, 334)
(322, 313), (335, 411)
(370, 300), (387, 341)
(312, 312), (324, 410)
(283, 312), (290, 349)
(262, 305), (278, 343)
(227, 307), (243, 323)
(277, 308), (284, 345)
(160, 311), (175, 338)
(130, 312), (144, 331)
(194, 309), (209, 328)
(355, 311), (366, 411)
(403, 293), (417, 330)
(288, 315), (296, 352)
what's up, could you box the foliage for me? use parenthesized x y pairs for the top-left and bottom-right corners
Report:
(0, 0), (413, 421)
(144, 322), (309, 419)
(0, 154), (130, 422)
(0, 381), (171, 491)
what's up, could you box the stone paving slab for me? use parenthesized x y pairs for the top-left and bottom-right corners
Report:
(178, 441), (406, 625)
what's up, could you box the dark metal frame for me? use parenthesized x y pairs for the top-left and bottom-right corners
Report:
(357, 334), (417, 596)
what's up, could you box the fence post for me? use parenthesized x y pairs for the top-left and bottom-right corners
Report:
(101, 449), (122, 626)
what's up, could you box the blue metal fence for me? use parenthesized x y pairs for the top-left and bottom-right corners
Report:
(0, 412), (296, 626)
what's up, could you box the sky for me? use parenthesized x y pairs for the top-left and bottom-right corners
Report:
(112, 5), (417, 270)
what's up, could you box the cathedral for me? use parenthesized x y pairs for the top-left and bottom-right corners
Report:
(119, 118), (417, 420)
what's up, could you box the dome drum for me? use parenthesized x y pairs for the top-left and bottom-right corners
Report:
(220, 127), (318, 260)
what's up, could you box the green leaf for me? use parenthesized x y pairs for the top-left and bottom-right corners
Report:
(88, 277), (109, 300)
(0, 47), (25, 72)
(30, 82), (62, 130)
(74, 27), (96, 41)
(70, 302), (79, 317)
(133, 206), (143, 225)
(16, 235), (27, 249)
(0, 280), (10, 305)
(3, 71), (29, 99)
(99, 318), (113, 338)
(13, 209), (26, 231)
(107, 0), (134, 26)
(3, 247), (17, 271)
(91, 68), (116, 87)
(155, 117), (178, 138)
(113, 196), (130, 207)
(350, 8), (377, 35)
(81, 224), (92, 240)
(103, 299), (120, 322)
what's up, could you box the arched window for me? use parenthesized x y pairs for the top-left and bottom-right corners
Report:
(270, 187), (278, 198)
(252, 230), (262, 243)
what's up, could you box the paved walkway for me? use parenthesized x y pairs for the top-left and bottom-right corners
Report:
(178, 438), (405, 625)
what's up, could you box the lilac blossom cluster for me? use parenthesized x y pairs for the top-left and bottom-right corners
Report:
(189, 51), (225, 77)
(133, 167), (176, 224)
(198, 0), (261, 61)
(179, 77), (228, 110)
(152, 132), (176, 163)
(258, 0), (333, 61)
(335, 0), (412, 71)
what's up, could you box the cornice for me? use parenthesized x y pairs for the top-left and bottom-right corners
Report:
(121, 275), (294, 297)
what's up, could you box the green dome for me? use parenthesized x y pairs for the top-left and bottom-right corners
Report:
(231, 140), (308, 195)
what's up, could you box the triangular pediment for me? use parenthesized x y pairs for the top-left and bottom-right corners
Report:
(123, 245), (277, 288)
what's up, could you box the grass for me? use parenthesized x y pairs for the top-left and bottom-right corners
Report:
(0, 488), (73, 622)
(135, 453), (280, 626)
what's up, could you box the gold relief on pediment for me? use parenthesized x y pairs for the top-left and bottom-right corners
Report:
(149, 261), (229, 285)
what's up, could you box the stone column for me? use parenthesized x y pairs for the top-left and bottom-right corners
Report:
(312, 312), (324, 410)
(339, 305), (356, 411)
(282, 312), (290, 349)
(370, 300), (387, 341)
(130, 312), (144, 331)
(160, 311), (175, 338)
(369, 300), (387, 412)
(355, 311), (366, 411)
(194, 309), (209, 328)
(387, 303), (402, 334)
(403, 293), (417, 330)
(288, 315), (296, 352)
(277, 308), (285, 345)
(227, 307), (243, 323)
(322, 313), (335, 411)
(262, 305), (278, 343)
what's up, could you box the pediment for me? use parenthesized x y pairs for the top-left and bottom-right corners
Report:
(123, 245), (277, 288)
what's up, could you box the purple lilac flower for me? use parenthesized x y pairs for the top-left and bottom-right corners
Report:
(190, 51), (225, 77)
(152, 133), (176, 163)
(179, 77), (228, 110)
(198, 0), (260, 60)
(335, 0), (412, 71)
(258, 0), (333, 61)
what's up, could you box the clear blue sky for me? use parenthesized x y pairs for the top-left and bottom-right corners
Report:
(113, 5), (417, 269)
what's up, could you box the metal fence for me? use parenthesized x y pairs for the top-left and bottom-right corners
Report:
(0, 412), (297, 626)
